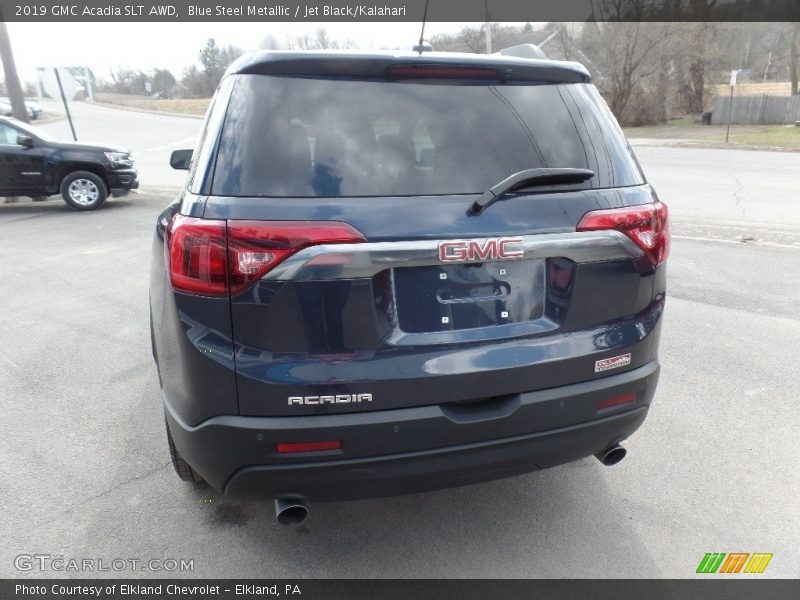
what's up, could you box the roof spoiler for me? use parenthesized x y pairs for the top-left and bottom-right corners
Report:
(494, 44), (548, 60)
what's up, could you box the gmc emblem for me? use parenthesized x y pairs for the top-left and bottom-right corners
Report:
(438, 237), (524, 263)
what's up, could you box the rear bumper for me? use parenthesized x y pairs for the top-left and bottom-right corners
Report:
(165, 361), (659, 501)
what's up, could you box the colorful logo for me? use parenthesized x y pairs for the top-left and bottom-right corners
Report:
(594, 353), (631, 373)
(696, 552), (773, 574)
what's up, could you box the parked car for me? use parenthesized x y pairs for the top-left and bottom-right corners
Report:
(24, 98), (43, 120)
(150, 50), (669, 524)
(0, 97), (42, 120)
(0, 116), (138, 210)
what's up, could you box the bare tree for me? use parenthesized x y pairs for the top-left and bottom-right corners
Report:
(431, 24), (523, 54)
(674, 22), (718, 115)
(585, 22), (667, 121)
(286, 28), (358, 51)
(315, 29), (336, 49)
(555, 23), (577, 62)
(288, 33), (315, 50)
(431, 26), (484, 53)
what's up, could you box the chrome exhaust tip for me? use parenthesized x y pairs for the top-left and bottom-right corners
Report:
(595, 443), (627, 466)
(274, 497), (308, 525)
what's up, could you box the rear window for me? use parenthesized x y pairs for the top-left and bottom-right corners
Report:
(211, 74), (644, 197)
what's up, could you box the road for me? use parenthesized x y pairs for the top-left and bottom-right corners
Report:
(1, 101), (798, 578)
(36, 99), (200, 189)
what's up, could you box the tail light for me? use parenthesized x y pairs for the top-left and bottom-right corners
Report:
(227, 221), (366, 295)
(386, 65), (502, 80)
(577, 201), (670, 266)
(167, 217), (366, 297)
(167, 216), (228, 296)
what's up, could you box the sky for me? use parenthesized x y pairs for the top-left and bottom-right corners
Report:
(5, 22), (533, 85)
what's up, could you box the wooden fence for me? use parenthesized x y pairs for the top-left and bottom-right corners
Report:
(711, 93), (800, 125)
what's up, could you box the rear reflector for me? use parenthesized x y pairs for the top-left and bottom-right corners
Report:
(276, 441), (342, 454)
(577, 201), (670, 266)
(166, 217), (366, 297)
(596, 393), (637, 411)
(386, 65), (502, 80)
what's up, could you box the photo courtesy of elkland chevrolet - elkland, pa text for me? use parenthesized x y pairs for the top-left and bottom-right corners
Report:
(0, 1), (798, 598)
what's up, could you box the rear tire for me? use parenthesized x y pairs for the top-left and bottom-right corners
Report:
(60, 171), (108, 211)
(166, 418), (204, 484)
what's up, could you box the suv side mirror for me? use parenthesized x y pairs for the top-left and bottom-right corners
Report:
(170, 149), (193, 170)
(17, 135), (34, 149)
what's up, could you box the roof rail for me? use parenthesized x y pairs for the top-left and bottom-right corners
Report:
(494, 44), (548, 60)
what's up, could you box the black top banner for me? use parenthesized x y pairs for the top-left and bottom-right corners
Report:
(1, 0), (800, 22)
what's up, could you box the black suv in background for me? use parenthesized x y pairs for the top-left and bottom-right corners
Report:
(0, 116), (138, 210)
(150, 50), (668, 524)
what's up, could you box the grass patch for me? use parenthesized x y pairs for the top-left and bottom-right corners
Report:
(662, 117), (696, 127)
(151, 99), (211, 115)
(625, 122), (800, 148)
(726, 126), (800, 148)
(95, 94), (211, 115)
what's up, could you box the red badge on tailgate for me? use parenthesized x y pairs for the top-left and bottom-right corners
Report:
(595, 353), (632, 373)
(438, 237), (524, 263)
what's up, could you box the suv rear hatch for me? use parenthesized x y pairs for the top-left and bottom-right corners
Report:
(176, 57), (667, 417)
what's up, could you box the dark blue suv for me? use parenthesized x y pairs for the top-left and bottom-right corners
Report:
(150, 50), (668, 523)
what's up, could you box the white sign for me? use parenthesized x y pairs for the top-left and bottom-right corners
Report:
(145, 82), (152, 93)
(39, 67), (78, 100)
(730, 70), (738, 87)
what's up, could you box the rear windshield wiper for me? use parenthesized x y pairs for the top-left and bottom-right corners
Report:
(469, 168), (595, 216)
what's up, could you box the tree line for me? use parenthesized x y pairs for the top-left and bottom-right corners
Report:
(97, 29), (355, 98)
(432, 21), (800, 126)
(99, 38), (242, 98)
(96, 22), (800, 127)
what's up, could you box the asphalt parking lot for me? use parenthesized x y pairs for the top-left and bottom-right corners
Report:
(1, 103), (799, 578)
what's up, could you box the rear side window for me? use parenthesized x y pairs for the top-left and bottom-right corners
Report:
(211, 74), (644, 197)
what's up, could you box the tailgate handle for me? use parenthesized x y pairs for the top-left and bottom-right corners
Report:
(440, 393), (521, 424)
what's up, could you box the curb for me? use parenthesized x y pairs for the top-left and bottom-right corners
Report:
(31, 113), (65, 125)
(629, 140), (800, 153)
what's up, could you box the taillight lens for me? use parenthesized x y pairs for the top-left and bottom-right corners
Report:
(166, 217), (366, 297)
(577, 201), (670, 266)
(167, 215), (228, 297)
(227, 221), (366, 295)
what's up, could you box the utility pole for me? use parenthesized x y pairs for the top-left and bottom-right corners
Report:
(726, 70), (737, 144)
(0, 16), (29, 122)
(791, 24), (799, 96)
(54, 68), (77, 141)
(483, 0), (491, 54)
